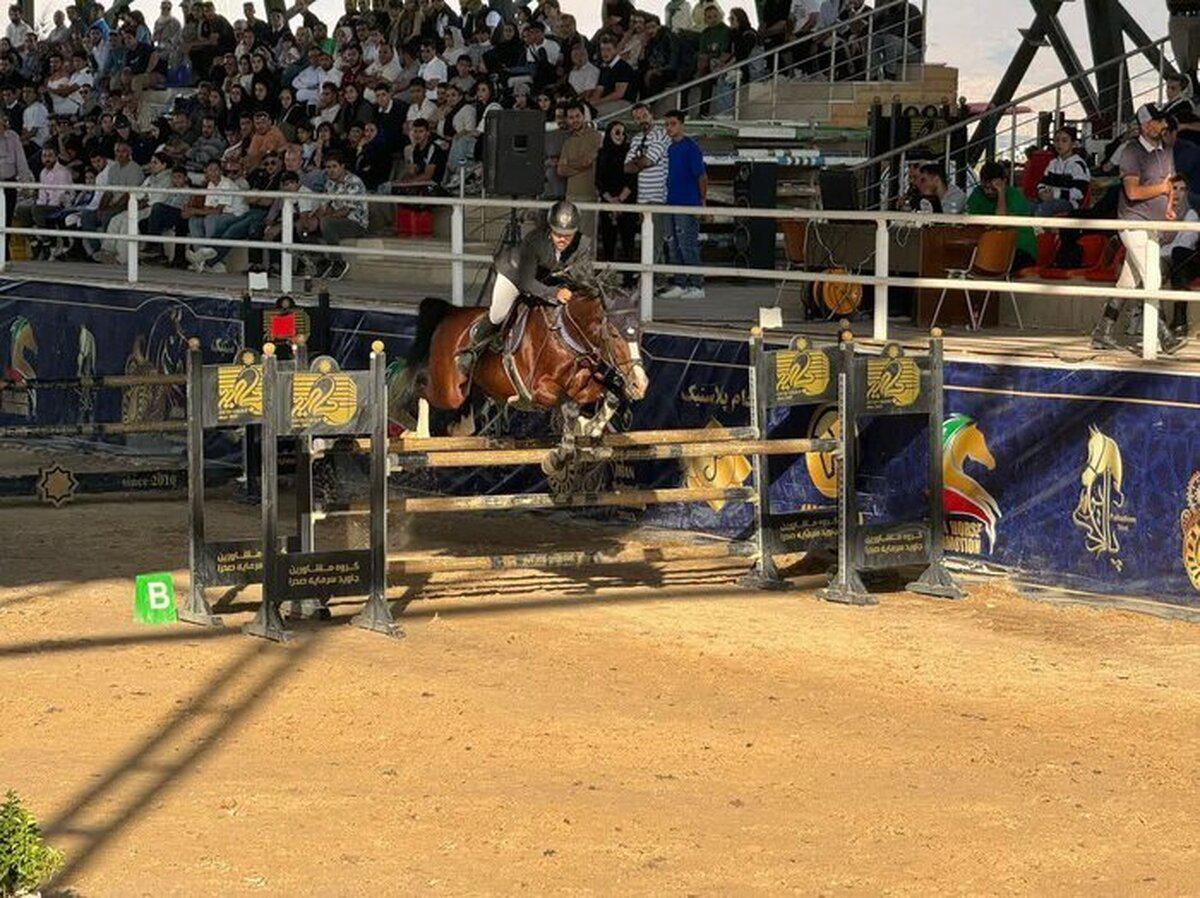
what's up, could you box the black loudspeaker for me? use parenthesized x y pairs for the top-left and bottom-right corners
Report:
(483, 110), (546, 198)
(733, 161), (777, 269)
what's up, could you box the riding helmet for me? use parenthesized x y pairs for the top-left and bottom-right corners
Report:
(547, 200), (580, 235)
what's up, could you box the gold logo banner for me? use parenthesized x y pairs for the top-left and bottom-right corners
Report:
(292, 372), (358, 428)
(773, 348), (831, 402)
(866, 344), (920, 408)
(216, 365), (263, 420)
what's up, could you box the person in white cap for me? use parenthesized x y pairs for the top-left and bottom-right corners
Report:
(1092, 103), (1185, 353)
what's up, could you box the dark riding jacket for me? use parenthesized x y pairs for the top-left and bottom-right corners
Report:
(494, 228), (595, 303)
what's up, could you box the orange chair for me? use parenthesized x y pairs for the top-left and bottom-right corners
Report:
(932, 228), (1021, 331)
(775, 219), (810, 311)
(1041, 233), (1107, 279)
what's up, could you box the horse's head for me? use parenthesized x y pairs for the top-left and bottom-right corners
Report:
(945, 412), (993, 470)
(565, 287), (648, 402)
(1083, 424), (1120, 491)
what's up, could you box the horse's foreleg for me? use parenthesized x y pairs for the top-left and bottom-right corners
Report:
(575, 394), (619, 440)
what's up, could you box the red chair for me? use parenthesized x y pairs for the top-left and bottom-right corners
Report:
(1083, 238), (1125, 283)
(1015, 231), (1060, 279)
(1022, 149), (1055, 201)
(1041, 234), (1107, 279)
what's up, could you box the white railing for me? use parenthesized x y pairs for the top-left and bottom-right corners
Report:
(602, 0), (926, 125)
(2, 181), (1199, 361)
(858, 36), (1174, 207)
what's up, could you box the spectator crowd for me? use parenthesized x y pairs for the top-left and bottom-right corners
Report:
(0, 0), (921, 279)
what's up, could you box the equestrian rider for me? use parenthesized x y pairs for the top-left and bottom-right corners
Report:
(458, 199), (594, 374)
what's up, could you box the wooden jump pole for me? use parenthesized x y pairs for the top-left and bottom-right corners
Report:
(391, 437), (836, 469)
(387, 540), (757, 575)
(0, 420), (189, 438)
(391, 426), (758, 453)
(0, 373), (187, 390)
(315, 485), (760, 518)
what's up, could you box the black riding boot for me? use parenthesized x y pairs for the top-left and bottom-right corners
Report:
(456, 316), (501, 378)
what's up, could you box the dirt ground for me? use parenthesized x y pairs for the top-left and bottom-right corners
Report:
(3, 493), (1200, 897)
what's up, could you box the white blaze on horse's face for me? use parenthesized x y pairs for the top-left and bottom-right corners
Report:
(626, 339), (648, 400)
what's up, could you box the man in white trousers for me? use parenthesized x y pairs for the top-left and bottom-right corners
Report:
(1092, 103), (1185, 355)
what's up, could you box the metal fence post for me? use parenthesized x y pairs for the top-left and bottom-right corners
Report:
(640, 211), (655, 322)
(873, 219), (889, 341)
(126, 192), (138, 284)
(0, 188), (8, 272)
(281, 197), (294, 294)
(865, 6), (875, 81)
(451, 199), (464, 305)
(1143, 236), (1161, 361)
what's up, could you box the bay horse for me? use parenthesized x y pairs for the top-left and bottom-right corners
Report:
(391, 285), (648, 472)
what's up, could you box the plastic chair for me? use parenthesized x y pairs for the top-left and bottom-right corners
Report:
(1082, 237), (1125, 283)
(1041, 233), (1107, 279)
(775, 219), (809, 309)
(932, 229), (1021, 331)
(1015, 231), (1060, 279)
(1021, 150), (1055, 200)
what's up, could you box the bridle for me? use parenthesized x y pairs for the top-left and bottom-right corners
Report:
(544, 296), (640, 395)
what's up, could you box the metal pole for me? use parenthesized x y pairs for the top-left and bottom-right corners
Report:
(901, 1), (911, 81)
(866, 5), (875, 81)
(1158, 46), (1166, 105)
(1143, 237), (1160, 360)
(281, 197), (294, 294)
(873, 220), (889, 340)
(920, 0), (928, 64)
(733, 66), (742, 121)
(639, 211), (654, 321)
(829, 33), (838, 84)
(126, 192), (138, 284)
(771, 48), (779, 119)
(0, 188), (8, 271)
(1116, 71), (1125, 134)
(451, 199), (464, 305)
(1009, 109), (1018, 177)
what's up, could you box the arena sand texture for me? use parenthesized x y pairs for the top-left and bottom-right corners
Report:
(3, 495), (1200, 896)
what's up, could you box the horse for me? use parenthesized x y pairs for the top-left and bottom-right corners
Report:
(942, 414), (1002, 550)
(1072, 425), (1125, 557)
(391, 283), (649, 472)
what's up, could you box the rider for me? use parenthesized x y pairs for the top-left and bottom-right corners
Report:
(458, 199), (594, 374)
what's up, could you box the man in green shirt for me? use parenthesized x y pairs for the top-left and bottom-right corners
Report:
(966, 161), (1038, 269)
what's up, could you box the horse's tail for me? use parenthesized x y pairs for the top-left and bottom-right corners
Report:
(388, 297), (454, 431)
(406, 296), (455, 367)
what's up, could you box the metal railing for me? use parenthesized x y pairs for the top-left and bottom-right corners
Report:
(601, 0), (927, 125)
(2, 180), (1198, 361)
(857, 36), (1174, 207)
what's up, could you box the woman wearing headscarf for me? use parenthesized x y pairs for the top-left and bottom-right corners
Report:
(595, 119), (638, 285)
(353, 120), (392, 190)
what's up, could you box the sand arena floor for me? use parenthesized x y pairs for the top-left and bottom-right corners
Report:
(3, 493), (1200, 896)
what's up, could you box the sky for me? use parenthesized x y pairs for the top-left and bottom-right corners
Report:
(31, 0), (1170, 106)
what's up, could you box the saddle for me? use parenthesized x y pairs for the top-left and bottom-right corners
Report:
(464, 297), (594, 408)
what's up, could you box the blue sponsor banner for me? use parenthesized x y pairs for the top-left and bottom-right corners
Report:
(941, 360), (1200, 606)
(3, 280), (1198, 606)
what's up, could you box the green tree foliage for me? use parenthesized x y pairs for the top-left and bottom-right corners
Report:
(0, 791), (63, 897)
